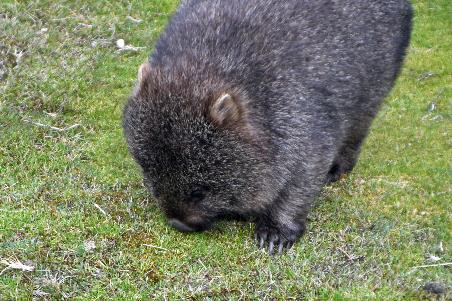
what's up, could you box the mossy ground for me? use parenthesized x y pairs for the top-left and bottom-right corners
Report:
(0, 0), (450, 300)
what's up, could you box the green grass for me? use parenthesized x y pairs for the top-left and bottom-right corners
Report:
(0, 0), (450, 300)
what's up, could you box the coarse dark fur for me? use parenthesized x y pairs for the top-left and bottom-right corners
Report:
(123, 0), (412, 254)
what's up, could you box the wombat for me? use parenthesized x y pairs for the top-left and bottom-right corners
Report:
(123, 0), (412, 254)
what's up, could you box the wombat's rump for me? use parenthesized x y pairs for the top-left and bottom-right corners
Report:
(123, 0), (412, 254)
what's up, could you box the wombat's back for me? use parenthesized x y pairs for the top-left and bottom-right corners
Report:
(150, 0), (412, 169)
(152, 0), (412, 106)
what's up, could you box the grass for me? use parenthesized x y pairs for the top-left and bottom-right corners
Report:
(0, 0), (450, 300)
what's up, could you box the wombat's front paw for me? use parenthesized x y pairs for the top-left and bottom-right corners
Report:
(254, 222), (303, 255)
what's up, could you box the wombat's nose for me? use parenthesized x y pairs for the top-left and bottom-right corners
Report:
(168, 218), (195, 232)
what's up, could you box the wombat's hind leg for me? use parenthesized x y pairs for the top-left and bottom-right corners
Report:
(326, 129), (368, 183)
(326, 162), (342, 183)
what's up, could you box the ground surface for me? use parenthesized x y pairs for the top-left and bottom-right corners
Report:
(0, 0), (451, 300)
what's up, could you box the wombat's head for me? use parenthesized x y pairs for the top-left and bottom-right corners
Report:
(123, 63), (266, 232)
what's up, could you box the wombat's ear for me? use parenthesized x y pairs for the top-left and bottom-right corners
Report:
(138, 62), (152, 83)
(209, 93), (241, 127)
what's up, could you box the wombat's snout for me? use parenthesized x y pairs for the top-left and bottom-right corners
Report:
(168, 218), (195, 232)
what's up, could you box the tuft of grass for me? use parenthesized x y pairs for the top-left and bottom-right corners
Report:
(1, 0), (450, 300)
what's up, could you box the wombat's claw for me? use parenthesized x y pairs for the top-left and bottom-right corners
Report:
(255, 231), (267, 249)
(270, 240), (295, 255)
(254, 225), (296, 255)
(268, 240), (285, 255)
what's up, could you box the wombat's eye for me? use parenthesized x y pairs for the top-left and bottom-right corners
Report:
(189, 186), (210, 203)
